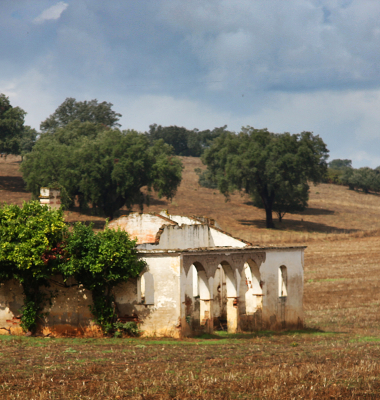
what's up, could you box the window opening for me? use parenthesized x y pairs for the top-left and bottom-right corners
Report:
(139, 272), (154, 305)
(279, 266), (288, 297)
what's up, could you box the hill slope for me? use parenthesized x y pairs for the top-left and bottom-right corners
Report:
(3, 155), (380, 336)
(2, 155), (380, 244)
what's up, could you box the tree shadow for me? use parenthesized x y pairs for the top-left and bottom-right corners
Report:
(244, 202), (335, 216)
(0, 176), (27, 193)
(147, 198), (168, 206)
(238, 218), (359, 233)
(299, 207), (335, 216)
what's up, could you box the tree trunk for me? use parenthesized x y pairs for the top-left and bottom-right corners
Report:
(260, 188), (275, 229)
(265, 206), (275, 229)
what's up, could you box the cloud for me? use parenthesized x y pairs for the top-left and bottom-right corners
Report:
(159, 0), (380, 92)
(34, 2), (68, 24)
(2, 0), (380, 168)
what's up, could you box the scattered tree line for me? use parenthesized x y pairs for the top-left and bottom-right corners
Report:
(0, 201), (145, 335)
(1, 94), (331, 228)
(327, 159), (380, 194)
(146, 124), (228, 157)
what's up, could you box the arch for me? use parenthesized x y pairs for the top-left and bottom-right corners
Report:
(220, 261), (237, 297)
(246, 259), (262, 294)
(240, 259), (262, 315)
(215, 261), (238, 333)
(138, 271), (154, 305)
(279, 265), (288, 297)
(193, 262), (210, 300)
(184, 262), (212, 331)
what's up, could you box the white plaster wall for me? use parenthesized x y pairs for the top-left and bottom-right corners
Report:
(164, 214), (201, 226)
(260, 249), (304, 329)
(138, 225), (211, 250)
(209, 228), (246, 248)
(138, 224), (247, 250)
(125, 255), (182, 337)
(108, 213), (176, 244)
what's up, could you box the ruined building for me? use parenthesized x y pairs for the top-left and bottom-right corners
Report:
(108, 212), (305, 336)
(0, 212), (304, 337)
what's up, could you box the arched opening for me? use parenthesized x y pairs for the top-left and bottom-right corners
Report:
(138, 271), (154, 305)
(185, 262), (211, 331)
(278, 265), (288, 328)
(279, 265), (288, 297)
(214, 261), (238, 333)
(239, 259), (263, 331)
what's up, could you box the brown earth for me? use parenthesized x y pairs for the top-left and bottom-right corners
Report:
(2, 154), (380, 398)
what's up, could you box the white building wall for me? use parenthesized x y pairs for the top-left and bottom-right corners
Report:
(108, 213), (176, 244)
(209, 227), (246, 247)
(115, 254), (182, 337)
(260, 249), (304, 329)
(138, 225), (211, 250)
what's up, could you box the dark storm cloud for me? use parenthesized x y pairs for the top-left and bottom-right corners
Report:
(2, 0), (380, 167)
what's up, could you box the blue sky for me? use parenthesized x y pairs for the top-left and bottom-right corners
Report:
(2, 0), (380, 167)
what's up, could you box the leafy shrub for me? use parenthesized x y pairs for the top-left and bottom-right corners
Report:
(114, 321), (140, 337)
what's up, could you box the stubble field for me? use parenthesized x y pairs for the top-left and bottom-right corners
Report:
(1, 155), (380, 399)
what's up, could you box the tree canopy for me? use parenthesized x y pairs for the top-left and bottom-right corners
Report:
(328, 159), (352, 170)
(341, 166), (380, 193)
(40, 97), (122, 133)
(0, 201), (67, 332)
(21, 121), (183, 219)
(201, 127), (329, 228)
(146, 124), (227, 157)
(63, 222), (145, 333)
(0, 201), (145, 334)
(0, 93), (37, 156)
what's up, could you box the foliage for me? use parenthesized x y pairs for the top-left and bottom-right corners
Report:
(18, 125), (38, 158)
(340, 167), (380, 194)
(195, 168), (218, 189)
(113, 321), (140, 337)
(251, 182), (309, 223)
(324, 159), (353, 185)
(146, 124), (227, 157)
(201, 127), (329, 228)
(21, 123), (183, 219)
(0, 201), (67, 332)
(0, 93), (36, 156)
(40, 97), (122, 133)
(0, 201), (145, 335)
(328, 159), (352, 170)
(63, 223), (146, 334)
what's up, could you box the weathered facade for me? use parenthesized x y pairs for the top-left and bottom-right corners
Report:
(0, 212), (305, 337)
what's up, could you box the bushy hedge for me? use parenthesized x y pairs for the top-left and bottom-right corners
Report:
(0, 201), (145, 335)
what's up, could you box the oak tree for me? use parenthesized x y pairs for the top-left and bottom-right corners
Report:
(201, 127), (328, 228)
(21, 122), (183, 219)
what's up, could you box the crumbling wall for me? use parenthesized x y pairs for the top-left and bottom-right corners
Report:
(0, 277), (95, 336)
(108, 213), (176, 244)
(138, 225), (211, 250)
(160, 212), (202, 227)
(208, 227), (247, 248)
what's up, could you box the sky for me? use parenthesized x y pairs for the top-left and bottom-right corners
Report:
(1, 0), (380, 167)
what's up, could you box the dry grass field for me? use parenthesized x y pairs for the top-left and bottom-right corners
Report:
(2, 155), (380, 398)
